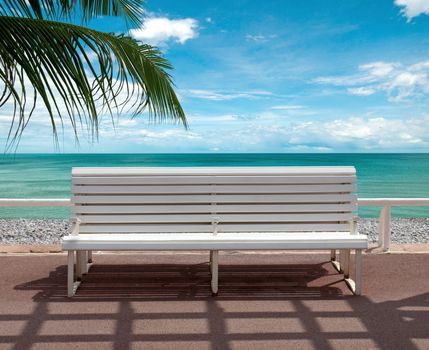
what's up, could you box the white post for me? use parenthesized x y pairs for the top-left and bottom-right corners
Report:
(383, 206), (391, 251)
(378, 209), (385, 248)
(379, 206), (391, 251)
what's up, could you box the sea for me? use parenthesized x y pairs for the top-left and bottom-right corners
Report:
(0, 153), (428, 219)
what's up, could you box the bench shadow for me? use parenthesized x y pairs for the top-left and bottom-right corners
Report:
(15, 261), (344, 301)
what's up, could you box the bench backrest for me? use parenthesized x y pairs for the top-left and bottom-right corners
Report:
(71, 167), (357, 234)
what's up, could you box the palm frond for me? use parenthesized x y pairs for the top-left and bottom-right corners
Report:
(0, 16), (186, 147)
(0, 0), (145, 25)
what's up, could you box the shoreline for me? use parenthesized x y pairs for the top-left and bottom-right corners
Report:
(0, 218), (428, 245)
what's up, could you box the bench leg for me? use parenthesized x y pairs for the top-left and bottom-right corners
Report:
(355, 249), (362, 295)
(344, 249), (362, 295)
(76, 251), (89, 279)
(332, 249), (347, 273)
(68, 250), (89, 297)
(67, 250), (82, 297)
(67, 251), (75, 297)
(76, 251), (82, 281)
(210, 250), (219, 296)
(87, 250), (93, 263)
(331, 250), (341, 273)
(343, 249), (351, 278)
(339, 250), (345, 273)
(82, 251), (89, 274)
(330, 249), (336, 261)
(331, 249), (361, 295)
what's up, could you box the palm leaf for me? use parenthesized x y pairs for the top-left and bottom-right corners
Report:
(0, 0), (145, 25)
(0, 16), (187, 147)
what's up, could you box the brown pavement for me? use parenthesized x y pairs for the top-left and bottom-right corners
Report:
(0, 252), (428, 350)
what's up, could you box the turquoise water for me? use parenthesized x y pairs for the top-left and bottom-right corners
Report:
(0, 153), (428, 218)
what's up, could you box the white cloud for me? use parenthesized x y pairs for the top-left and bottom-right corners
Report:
(314, 62), (399, 86)
(3, 101), (429, 152)
(271, 115), (428, 151)
(184, 89), (273, 101)
(359, 62), (398, 78)
(246, 34), (267, 42)
(245, 34), (277, 42)
(130, 17), (198, 46)
(347, 87), (377, 96)
(92, 112), (429, 152)
(270, 105), (305, 110)
(395, 0), (429, 21)
(315, 59), (429, 101)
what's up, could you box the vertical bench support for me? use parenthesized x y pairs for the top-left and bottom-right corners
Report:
(355, 249), (362, 295)
(344, 249), (362, 295)
(67, 250), (74, 297)
(339, 250), (345, 273)
(76, 251), (89, 279)
(75, 251), (82, 280)
(210, 250), (219, 295)
(209, 250), (213, 274)
(343, 249), (351, 278)
(82, 251), (88, 274)
(67, 250), (82, 297)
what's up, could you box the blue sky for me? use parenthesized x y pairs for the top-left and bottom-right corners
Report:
(3, 0), (429, 152)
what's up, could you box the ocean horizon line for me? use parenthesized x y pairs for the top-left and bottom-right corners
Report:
(4, 152), (429, 155)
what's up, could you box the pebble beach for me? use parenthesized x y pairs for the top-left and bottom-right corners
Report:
(0, 218), (428, 245)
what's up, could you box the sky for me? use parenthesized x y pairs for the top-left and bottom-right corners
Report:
(3, 0), (429, 153)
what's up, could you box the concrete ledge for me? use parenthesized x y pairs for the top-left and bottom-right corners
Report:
(369, 243), (429, 253)
(1, 242), (428, 254)
(0, 244), (62, 253)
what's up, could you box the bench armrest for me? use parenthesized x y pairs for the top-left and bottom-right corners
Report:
(350, 217), (358, 235)
(70, 217), (81, 236)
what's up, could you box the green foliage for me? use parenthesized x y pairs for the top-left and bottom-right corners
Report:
(0, 0), (186, 148)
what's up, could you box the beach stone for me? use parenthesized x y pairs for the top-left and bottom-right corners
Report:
(357, 218), (429, 244)
(0, 218), (427, 245)
(0, 219), (70, 245)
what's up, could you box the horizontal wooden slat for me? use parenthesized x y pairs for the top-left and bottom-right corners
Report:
(78, 213), (353, 224)
(72, 183), (356, 195)
(78, 223), (350, 233)
(72, 203), (357, 214)
(72, 175), (355, 186)
(72, 193), (357, 204)
(73, 166), (356, 177)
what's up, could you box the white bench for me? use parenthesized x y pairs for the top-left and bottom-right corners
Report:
(62, 166), (368, 297)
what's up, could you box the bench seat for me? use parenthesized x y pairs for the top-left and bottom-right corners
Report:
(63, 232), (368, 251)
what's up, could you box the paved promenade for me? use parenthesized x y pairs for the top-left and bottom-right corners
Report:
(0, 251), (427, 349)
